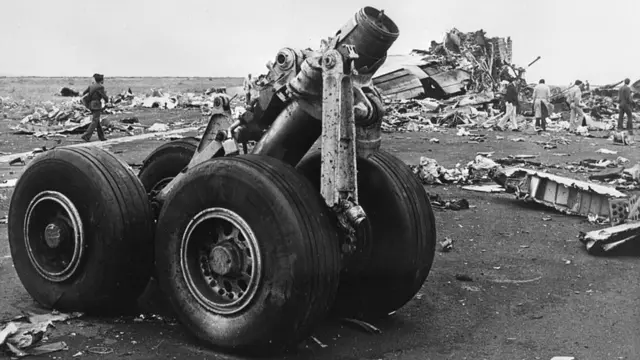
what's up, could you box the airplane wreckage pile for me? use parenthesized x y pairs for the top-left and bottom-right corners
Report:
(367, 27), (640, 256)
(373, 28), (640, 132)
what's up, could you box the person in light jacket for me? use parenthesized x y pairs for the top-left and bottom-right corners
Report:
(567, 80), (584, 132)
(532, 79), (551, 131)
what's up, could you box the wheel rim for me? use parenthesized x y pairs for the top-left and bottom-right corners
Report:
(149, 177), (174, 219)
(149, 177), (174, 198)
(180, 208), (262, 315)
(23, 191), (85, 282)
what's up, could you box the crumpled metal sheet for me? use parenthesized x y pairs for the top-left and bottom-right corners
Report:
(495, 167), (628, 221)
(411, 155), (500, 185)
(0, 311), (81, 357)
(579, 221), (640, 254)
(373, 27), (518, 101)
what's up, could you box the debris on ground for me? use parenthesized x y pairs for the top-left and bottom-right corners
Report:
(611, 131), (630, 145)
(2, 87), (242, 139)
(411, 155), (501, 185)
(596, 148), (617, 155)
(148, 123), (170, 132)
(9, 157), (25, 166)
(341, 318), (382, 334)
(579, 220), (640, 254)
(455, 274), (473, 282)
(588, 167), (624, 182)
(494, 167), (628, 223)
(0, 179), (18, 188)
(439, 237), (454, 252)
(309, 336), (328, 348)
(462, 184), (506, 193)
(59, 87), (79, 97)
(0, 311), (81, 357)
(87, 347), (114, 355)
(428, 194), (470, 211)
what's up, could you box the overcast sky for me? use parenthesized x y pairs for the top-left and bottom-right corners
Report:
(1, 0), (638, 86)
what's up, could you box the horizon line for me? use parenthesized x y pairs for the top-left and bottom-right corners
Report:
(0, 75), (245, 78)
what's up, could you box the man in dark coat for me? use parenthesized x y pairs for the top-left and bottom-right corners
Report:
(618, 78), (634, 134)
(81, 73), (109, 142)
(497, 79), (520, 131)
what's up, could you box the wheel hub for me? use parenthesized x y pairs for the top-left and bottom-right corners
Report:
(24, 191), (85, 283)
(209, 243), (242, 276)
(43, 222), (68, 249)
(180, 207), (262, 315)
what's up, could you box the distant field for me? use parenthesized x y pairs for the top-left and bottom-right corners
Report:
(0, 77), (244, 103)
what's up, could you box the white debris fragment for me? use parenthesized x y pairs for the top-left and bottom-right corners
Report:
(310, 336), (328, 348)
(469, 155), (499, 170)
(439, 237), (453, 252)
(596, 148), (617, 155)
(462, 184), (505, 193)
(0, 179), (17, 188)
(148, 123), (169, 132)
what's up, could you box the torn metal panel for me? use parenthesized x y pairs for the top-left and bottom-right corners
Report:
(421, 66), (470, 96)
(496, 167), (628, 219)
(609, 195), (640, 225)
(579, 222), (640, 254)
(372, 67), (425, 100)
(588, 167), (624, 182)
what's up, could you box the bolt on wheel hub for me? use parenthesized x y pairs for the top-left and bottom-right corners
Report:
(43, 222), (68, 249)
(209, 243), (243, 276)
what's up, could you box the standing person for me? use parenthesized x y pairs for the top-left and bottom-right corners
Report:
(243, 73), (253, 106)
(567, 80), (585, 132)
(618, 78), (634, 134)
(532, 79), (551, 131)
(497, 79), (519, 131)
(81, 73), (108, 142)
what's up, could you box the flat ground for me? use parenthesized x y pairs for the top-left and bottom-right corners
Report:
(0, 78), (639, 360)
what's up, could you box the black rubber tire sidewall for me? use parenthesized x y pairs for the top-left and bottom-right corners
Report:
(8, 147), (154, 313)
(296, 150), (437, 318)
(155, 155), (341, 353)
(138, 137), (199, 194)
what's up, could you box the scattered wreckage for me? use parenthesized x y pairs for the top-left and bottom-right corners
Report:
(410, 150), (640, 255)
(6, 7), (436, 355)
(2, 86), (234, 139)
(368, 26), (638, 136)
(0, 311), (81, 357)
(492, 163), (640, 255)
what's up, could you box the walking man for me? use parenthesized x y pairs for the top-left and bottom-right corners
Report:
(532, 79), (551, 131)
(497, 79), (519, 131)
(567, 80), (585, 132)
(81, 73), (108, 142)
(618, 78), (634, 134)
(243, 73), (253, 106)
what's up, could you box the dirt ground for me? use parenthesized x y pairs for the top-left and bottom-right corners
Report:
(1, 79), (639, 360)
